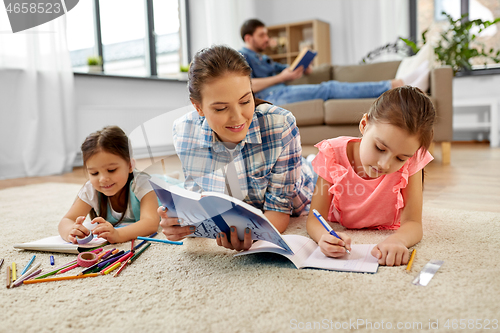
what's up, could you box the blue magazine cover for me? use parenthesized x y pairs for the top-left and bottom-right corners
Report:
(149, 176), (293, 254)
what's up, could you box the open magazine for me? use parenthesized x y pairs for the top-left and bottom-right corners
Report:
(149, 176), (293, 254)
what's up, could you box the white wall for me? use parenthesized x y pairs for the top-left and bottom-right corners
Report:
(74, 75), (192, 164)
(188, 0), (257, 55)
(253, 0), (409, 65)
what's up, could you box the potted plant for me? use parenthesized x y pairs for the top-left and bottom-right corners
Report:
(87, 56), (103, 73)
(402, 12), (500, 75)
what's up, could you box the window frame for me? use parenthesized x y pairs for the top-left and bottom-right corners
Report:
(81, 0), (190, 78)
(409, 0), (500, 76)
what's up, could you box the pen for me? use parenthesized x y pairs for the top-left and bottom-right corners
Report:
(312, 209), (350, 254)
(21, 255), (36, 275)
(137, 236), (183, 245)
(406, 249), (416, 272)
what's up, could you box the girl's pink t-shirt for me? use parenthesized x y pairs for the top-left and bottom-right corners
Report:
(312, 136), (433, 230)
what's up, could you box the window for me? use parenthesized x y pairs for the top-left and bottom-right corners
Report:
(66, 0), (96, 72)
(67, 0), (187, 77)
(414, 0), (500, 72)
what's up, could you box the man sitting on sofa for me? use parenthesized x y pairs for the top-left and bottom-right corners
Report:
(239, 19), (430, 105)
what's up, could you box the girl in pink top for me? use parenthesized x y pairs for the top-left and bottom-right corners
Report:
(306, 86), (436, 266)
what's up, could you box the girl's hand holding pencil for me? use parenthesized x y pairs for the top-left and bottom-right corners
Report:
(318, 232), (352, 258)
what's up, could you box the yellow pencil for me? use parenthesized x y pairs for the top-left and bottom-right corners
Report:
(23, 273), (99, 284)
(406, 249), (416, 272)
(102, 262), (121, 275)
(11, 262), (16, 282)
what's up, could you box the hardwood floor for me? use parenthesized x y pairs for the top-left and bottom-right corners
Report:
(1, 143), (499, 213)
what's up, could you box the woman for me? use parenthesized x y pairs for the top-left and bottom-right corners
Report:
(159, 45), (315, 250)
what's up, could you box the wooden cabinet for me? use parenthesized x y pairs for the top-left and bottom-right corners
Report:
(264, 19), (331, 66)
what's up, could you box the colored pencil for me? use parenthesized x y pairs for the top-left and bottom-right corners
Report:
(0, 258), (4, 269)
(101, 262), (121, 275)
(96, 262), (111, 273)
(128, 243), (151, 264)
(137, 236), (183, 245)
(79, 250), (123, 275)
(97, 249), (112, 261)
(134, 232), (157, 251)
(23, 273), (100, 284)
(35, 260), (77, 279)
(12, 269), (42, 288)
(91, 248), (104, 254)
(20, 255), (36, 275)
(6, 266), (10, 289)
(11, 262), (17, 282)
(131, 239), (135, 252)
(113, 258), (130, 277)
(406, 249), (416, 272)
(97, 250), (126, 269)
(57, 263), (80, 275)
(17, 262), (42, 281)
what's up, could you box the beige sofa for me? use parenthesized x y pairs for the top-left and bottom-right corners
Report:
(280, 61), (453, 164)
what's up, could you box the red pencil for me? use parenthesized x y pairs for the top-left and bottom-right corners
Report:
(56, 263), (79, 275)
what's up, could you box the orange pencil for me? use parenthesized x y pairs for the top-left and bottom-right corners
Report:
(23, 273), (99, 284)
(6, 266), (11, 289)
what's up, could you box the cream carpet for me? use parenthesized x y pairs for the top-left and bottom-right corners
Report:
(0, 183), (499, 333)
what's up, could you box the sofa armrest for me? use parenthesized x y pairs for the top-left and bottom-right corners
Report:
(429, 66), (453, 142)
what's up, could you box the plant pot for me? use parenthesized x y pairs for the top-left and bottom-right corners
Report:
(88, 65), (103, 73)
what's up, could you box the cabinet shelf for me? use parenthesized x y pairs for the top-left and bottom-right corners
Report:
(264, 19), (331, 66)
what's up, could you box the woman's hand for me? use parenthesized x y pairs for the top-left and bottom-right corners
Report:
(318, 232), (351, 258)
(91, 217), (120, 244)
(371, 239), (410, 266)
(67, 216), (90, 244)
(158, 206), (195, 241)
(216, 226), (252, 251)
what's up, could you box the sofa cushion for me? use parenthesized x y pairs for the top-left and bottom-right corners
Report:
(286, 63), (332, 85)
(324, 99), (375, 125)
(279, 99), (324, 127)
(333, 61), (401, 82)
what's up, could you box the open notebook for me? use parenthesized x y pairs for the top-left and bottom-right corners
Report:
(235, 235), (379, 273)
(13, 235), (107, 254)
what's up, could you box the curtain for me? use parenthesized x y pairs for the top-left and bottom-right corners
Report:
(0, 8), (76, 179)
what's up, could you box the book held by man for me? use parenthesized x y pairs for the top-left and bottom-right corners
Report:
(290, 48), (317, 71)
(235, 235), (379, 273)
(149, 176), (293, 254)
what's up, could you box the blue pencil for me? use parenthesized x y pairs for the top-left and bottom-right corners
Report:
(134, 232), (158, 251)
(21, 255), (36, 275)
(137, 236), (183, 245)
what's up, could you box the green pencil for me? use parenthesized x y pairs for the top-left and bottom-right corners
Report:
(35, 260), (76, 280)
(128, 243), (151, 264)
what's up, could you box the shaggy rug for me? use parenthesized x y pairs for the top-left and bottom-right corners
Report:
(0, 183), (499, 333)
